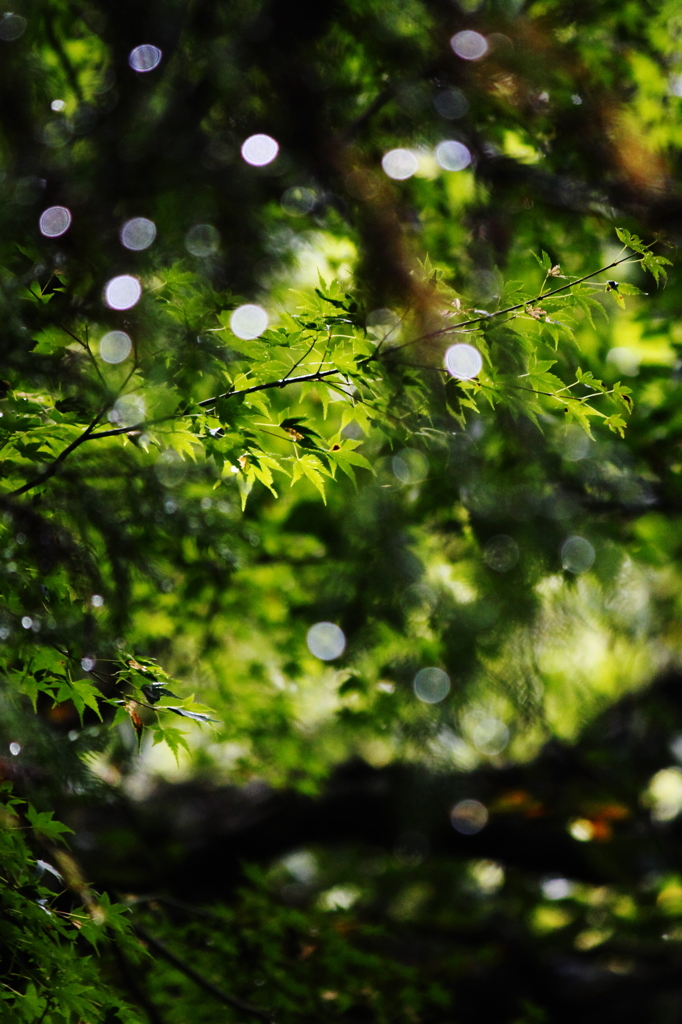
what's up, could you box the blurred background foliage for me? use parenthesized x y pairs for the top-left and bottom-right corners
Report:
(4, 0), (682, 1021)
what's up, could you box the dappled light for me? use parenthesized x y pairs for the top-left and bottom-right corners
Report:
(120, 217), (156, 251)
(435, 140), (471, 171)
(128, 45), (162, 73)
(3, 1), (682, 1021)
(413, 667), (450, 703)
(230, 303), (268, 339)
(445, 342), (483, 379)
(306, 622), (346, 661)
(450, 30), (488, 61)
(39, 206), (71, 238)
(98, 331), (132, 364)
(381, 148), (418, 180)
(104, 274), (141, 310)
(241, 133), (279, 166)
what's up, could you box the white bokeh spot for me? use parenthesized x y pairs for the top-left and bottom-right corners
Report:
(241, 134), (279, 166)
(435, 140), (471, 172)
(39, 206), (71, 238)
(451, 30), (488, 60)
(230, 304), (268, 340)
(104, 275), (141, 310)
(129, 44), (162, 72)
(444, 343), (482, 379)
(121, 217), (156, 251)
(99, 331), (132, 364)
(413, 667), (450, 704)
(381, 148), (418, 180)
(306, 622), (346, 661)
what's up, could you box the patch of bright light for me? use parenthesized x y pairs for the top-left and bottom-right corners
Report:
(241, 133), (279, 166)
(444, 342), (482, 379)
(318, 885), (359, 911)
(99, 331), (132, 364)
(39, 206), (71, 238)
(306, 621), (346, 661)
(381, 148), (418, 180)
(413, 667), (450, 704)
(451, 799), (488, 834)
(121, 217), (156, 251)
(109, 394), (145, 427)
(542, 877), (574, 900)
(104, 275), (141, 310)
(451, 30), (488, 60)
(230, 303), (268, 340)
(129, 44), (162, 72)
(435, 140), (471, 171)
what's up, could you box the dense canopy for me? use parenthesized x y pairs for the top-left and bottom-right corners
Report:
(3, 1), (682, 1022)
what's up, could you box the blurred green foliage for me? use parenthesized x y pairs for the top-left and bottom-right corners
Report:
(4, 0), (682, 1020)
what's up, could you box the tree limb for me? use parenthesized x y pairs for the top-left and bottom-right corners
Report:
(133, 925), (273, 1021)
(8, 412), (105, 497)
(1, 252), (637, 496)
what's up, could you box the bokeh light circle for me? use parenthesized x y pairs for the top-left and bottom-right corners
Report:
(184, 223), (220, 257)
(230, 304), (268, 340)
(120, 217), (156, 251)
(381, 148), (418, 180)
(392, 448), (428, 485)
(471, 717), (509, 756)
(241, 133), (279, 166)
(281, 187), (316, 215)
(306, 622), (346, 661)
(450, 30), (488, 60)
(561, 536), (595, 574)
(451, 799), (488, 835)
(413, 667), (450, 704)
(129, 44), (162, 72)
(483, 535), (519, 573)
(111, 394), (145, 427)
(99, 331), (132, 364)
(104, 275), (141, 310)
(444, 343), (483, 379)
(39, 206), (71, 238)
(0, 13), (26, 41)
(435, 140), (471, 172)
(155, 449), (186, 488)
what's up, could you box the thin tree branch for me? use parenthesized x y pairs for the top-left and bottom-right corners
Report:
(1, 254), (636, 495)
(112, 942), (166, 1024)
(133, 925), (273, 1021)
(125, 894), (226, 921)
(197, 366), (345, 408)
(342, 84), (395, 141)
(8, 411), (106, 497)
(385, 253), (637, 354)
